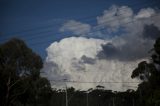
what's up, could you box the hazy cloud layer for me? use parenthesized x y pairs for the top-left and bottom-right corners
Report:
(42, 5), (160, 91)
(59, 20), (91, 35)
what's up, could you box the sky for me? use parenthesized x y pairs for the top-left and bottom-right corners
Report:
(0, 0), (160, 58)
(0, 0), (160, 91)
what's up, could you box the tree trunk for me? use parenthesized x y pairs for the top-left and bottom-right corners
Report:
(5, 76), (11, 106)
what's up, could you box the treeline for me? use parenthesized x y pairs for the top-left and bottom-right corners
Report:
(0, 37), (160, 106)
(50, 87), (137, 106)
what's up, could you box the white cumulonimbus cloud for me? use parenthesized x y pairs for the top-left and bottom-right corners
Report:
(42, 37), (142, 91)
(42, 5), (160, 91)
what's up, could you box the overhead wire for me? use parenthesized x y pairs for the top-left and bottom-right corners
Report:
(27, 13), (160, 47)
(49, 80), (140, 84)
(0, 0), (159, 43)
(1, 0), (155, 36)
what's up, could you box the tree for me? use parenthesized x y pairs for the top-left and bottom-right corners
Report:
(0, 38), (51, 106)
(131, 37), (160, 106)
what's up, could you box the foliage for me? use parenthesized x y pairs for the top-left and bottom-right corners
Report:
(0, 38), (52, 106)
(131, 37), (160, 106)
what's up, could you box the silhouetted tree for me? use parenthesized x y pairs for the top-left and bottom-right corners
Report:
(0, 38), (52, 106)
(131, 37), (160, 106)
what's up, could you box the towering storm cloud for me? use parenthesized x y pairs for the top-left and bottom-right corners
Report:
(42, 5), (160, 91)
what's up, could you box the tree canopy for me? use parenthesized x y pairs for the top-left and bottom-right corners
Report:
(131, 37), (160, 106)
(0, 38), (52, 106)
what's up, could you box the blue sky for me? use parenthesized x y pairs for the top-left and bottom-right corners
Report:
(0, 0), (159, 59)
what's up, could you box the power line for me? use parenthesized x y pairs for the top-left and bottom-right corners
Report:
(0, 0), (158, 42)
(12, 13), (158, 48)
(27, 13), (160, 47)
(2, 0), (155, 35)
(1, 13), (158, 47)
(49, 80), (140, 84)
(0, 7), (159, 56)
(1, 9), (159, 46)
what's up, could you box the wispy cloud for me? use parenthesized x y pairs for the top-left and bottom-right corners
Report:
(59, 20), (91, 35)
